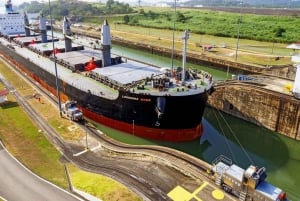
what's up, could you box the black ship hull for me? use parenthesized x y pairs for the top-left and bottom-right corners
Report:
(0, 43), (209, 141)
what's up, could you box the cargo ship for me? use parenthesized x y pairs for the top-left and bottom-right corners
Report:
(0, 1), (214, 142)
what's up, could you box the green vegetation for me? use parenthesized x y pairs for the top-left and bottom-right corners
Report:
(0, 63), (69, 188)
(19, 1), (300, 44)
(19, 0), (134, 19)
(120, 7), (300, 43)
(68, 165), (142, 201)
(0, 90), (68, 188)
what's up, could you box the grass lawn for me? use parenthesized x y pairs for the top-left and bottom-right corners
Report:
(108, 24), (293, 65)
(0, 83), (69, 188)
(68, 164), (142, 201)
(71, 18), (294, 66)
(0, 59), (141, 200)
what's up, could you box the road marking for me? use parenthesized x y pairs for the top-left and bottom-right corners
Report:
(90, 143), (101, 151)
(212, 189), (225, 200)
(167, 186), (192, 201)
(191, 182), (208, 200)
(73, 149), (88, 157)
(167, 181), (225, 201)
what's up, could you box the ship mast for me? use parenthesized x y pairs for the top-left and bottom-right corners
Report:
(24, 12), (30, 36)
(39, 13), (47, 43)
(63, 16), (72, 52)
(182, 29), (189, 84)
(101, 19), (111, 67)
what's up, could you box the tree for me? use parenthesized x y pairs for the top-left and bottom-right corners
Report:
(124, 15), (130, 24)
(275, 27), (286, 37)
(106, 0), (114, 13)
(176, 12), (186, 23)
(139, 8), (145, 15)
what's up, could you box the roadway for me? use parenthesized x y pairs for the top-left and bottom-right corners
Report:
(0, 142), (81, 201)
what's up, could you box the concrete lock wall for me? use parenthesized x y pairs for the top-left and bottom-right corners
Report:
(208, 85), (300, 141)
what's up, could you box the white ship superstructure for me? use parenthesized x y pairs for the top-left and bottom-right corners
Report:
(0, 0), (24, 36)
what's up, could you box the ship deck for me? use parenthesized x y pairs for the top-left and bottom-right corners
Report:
(1, 37), (119, 100)
(13, 35), (58, 46)
(1, 36), (213, 99)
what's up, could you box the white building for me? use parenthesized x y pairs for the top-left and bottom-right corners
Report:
(287, 43), (300, 99)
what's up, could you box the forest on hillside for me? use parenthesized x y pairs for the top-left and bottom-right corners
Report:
(18, 0), (134, 20)
(183, 0), (300, 8)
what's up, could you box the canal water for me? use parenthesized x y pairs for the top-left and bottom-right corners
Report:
(102, 44), (299, 200)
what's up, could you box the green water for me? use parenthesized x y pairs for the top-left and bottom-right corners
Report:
(112, 45), (229, 81)
(102, 44), (300, 200)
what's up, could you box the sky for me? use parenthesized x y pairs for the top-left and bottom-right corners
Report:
(0, 0), (144, 6)
(0, 0), (183, 6)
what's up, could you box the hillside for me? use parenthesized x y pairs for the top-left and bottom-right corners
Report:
(179, 0), (300, 8)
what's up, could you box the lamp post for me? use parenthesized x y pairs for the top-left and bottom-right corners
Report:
(85, 118), (89, 149)
(235, 0), (243, 62)
(48, 0), (62, 116)
(171, 0), (177, 73)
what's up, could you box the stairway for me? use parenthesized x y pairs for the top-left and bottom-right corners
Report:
(239, 191), (247, 201)
(215, 175), (222, 186)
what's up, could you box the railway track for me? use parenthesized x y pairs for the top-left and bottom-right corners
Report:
(0, 51), (219, 201)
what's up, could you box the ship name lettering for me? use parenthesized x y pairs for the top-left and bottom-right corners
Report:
(140, 98), (151, 102)
(122, 95), (139, 101)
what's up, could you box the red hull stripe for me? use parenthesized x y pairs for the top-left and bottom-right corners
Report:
(3, 53), (203, 142)
(81, 107), (203, 142)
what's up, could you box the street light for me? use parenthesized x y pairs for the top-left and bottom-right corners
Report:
(48, 0), (62, 116)
(85, 118), (89, 149)
(235, 0), (243, 62)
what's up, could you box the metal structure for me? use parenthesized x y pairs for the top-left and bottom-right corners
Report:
(61, 100), (83, 121)
(210, 155), (288, 201)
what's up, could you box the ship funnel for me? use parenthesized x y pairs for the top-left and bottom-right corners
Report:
(24, 12), (30, 36)
(101, 19), (111, 67)
(63, 16), (72, 52)
(5, 0), (13, 13)
(39, 13), (47, 43)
